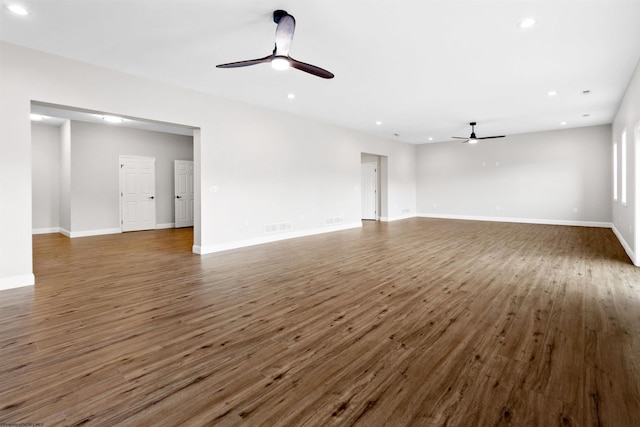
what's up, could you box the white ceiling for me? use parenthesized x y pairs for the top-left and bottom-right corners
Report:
(3, 0), (640, 143)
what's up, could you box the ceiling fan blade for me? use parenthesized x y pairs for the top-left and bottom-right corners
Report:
(274, 12), (296, 56)
(452, 136), (469, 139)
(477, 135), (505, 139)
(216, 55), (272, 69)
(289, 57), (334, 79)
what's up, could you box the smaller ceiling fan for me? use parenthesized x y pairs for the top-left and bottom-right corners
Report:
(452, 122), (505, 144)
(216, 10), (334, 79)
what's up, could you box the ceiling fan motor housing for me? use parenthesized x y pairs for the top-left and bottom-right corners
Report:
(273, 10), (289, 23)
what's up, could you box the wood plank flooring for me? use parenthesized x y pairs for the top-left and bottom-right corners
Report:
(1, 218), (639, 426)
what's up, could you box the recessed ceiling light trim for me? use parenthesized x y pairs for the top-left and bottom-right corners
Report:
(518, 18), (536, 29)
(287, 93), (295, 100)
(102, 115), (125, 123)
(560, 121), (567, 125)
(547, 90), (558, 96)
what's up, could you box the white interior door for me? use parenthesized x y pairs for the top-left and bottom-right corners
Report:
(174, 160), (194, 228)
(120, 155), (156, 232)
(361, 162), (378, 220)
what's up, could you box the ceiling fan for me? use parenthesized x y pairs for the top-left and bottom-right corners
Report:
(452, 122), (505, 144)
(216, 10), (334, 79)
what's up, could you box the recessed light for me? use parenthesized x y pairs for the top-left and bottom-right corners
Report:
(428, 137), (433, 141)
(582, 90), (591, 95)
(287, 93), (295, 100)
(375, 121), (382, 126)
(102, 115), (125, 123)
(6, 3), (28, 15)
(30, 114), (44, 121)
(560, 121), (567, 125)
(583, 114), (590, 117)
(393, 133), (400, 137)
(518, 18), (536, 29)
(547, 90), (558, 96)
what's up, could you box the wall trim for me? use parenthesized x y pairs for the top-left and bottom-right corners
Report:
(380, 214), (415, 222)
(69, 227), (122, 238)
(611, 224), (637, 266)
(0, 273), (35, 291)
(417, 213), (612, 228)
(32, 227), (60, 235)
(198, 222), (362, 255)
(38, 224), (175, 236)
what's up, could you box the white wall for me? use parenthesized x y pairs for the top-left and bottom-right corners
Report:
(416, 125), (612, 226)
(0, 42), (416, 289)
(69, 121), (193, 233)
(612, 58), (640, 264)
(31, 123), (60, 232)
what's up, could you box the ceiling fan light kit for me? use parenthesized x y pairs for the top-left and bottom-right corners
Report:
(452, 122), (505, 143)
(216, 10), (334, 79)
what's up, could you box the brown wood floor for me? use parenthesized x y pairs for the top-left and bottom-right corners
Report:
(1, 219), (640, 426)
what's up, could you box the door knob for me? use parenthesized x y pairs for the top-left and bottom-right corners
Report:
(176, 195), (182, 199)
(149, 196), (155, 199)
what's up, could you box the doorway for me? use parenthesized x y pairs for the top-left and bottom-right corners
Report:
(30, 101), (197, 241)
(361, 162), (378, 220)
(361, 153), (388, 221)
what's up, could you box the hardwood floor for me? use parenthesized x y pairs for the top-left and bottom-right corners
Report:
(1, 218), (639, 426)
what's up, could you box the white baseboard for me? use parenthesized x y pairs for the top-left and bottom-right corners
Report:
(611, 224), (637, 265)
(36, 224), (180, 237)
(417, 213), (612, 228)
(380, 214), (415, 222)
(69, 227), (121, 238)
(197, 222), (362, 255)
(0, 273), (35, 291)
(32, 227), (60, 235)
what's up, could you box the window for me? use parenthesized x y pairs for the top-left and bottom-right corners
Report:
(622, 129), (627, 206)
(613, 142), (618, 201)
